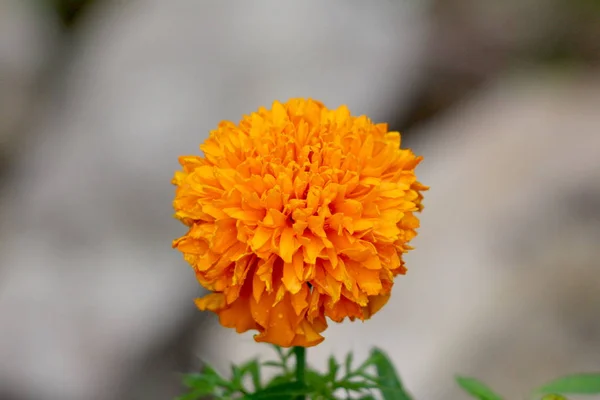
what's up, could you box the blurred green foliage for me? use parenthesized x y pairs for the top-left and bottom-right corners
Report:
(456, 373), (600, 400)
(178, 346), (413, 400)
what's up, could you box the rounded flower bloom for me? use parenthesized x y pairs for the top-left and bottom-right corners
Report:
(172, 99), (427, 347)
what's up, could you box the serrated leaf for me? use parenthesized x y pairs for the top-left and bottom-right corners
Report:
(456, 376), (503, 400)
(245, 381), (313, 399)
(371, 348), (412, 400)
(536, 373), (600, 395)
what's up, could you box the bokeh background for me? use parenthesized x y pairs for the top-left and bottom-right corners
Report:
(1, 1), (599, 399)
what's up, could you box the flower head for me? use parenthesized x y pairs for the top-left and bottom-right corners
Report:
(172, 99), (427, 347)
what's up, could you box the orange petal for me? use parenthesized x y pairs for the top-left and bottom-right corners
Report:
(337, 199), (362, 217)
(211, 219), (238, 253)
(306, 187), (320, 213)
(348, 264), (382, 296)
(250, 226), (272, 250)
(363, 255), (382, 270)
(323, 259), (353, 291)
(307, 289), (322, 321)
(279, 226), (297, 263)
(265, 187), (283, 211)
(274, 283), (287, 305)
(364, 294), (390, 318)
(353, 219), (374, 231)
(271, 100), (288, 125)
(303, 235), (325, 264)
(253, 273), (266, 303)
(290, 284), (309, 315)
(262, 208), (287, 228)
(282, 260), (302, 294)
(219, 297), (257, 333)
(173, 236), (208, 255)
(326, 296), (362, 322)
(293, 251), (305, 280)
(232, 255), (253, 285)
(201, 204), (228, 219)
(195, 293), (226, 311)
(250, 290), (273, 328)
(256, 256), (276, 292)
(254, 296), (296, 347)
(223, 207), (264, 221)
(290, 319), (325, 347)
(307, 215), (326, 237)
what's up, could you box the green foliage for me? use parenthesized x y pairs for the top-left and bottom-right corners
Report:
(534, 374), (600, 396)
(370, 348), (412, 400)
(455, 373), (600, 400)
(246, 382), (312, 399)
(455, 377), (503, 400)
(178, 346), (600, 399)
(177, 346), (413, 399)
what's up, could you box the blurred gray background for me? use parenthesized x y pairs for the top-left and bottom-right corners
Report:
(0, 0), (599, 399)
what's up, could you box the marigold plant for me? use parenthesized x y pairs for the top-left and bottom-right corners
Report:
(172, 98), (427, 347)
(173, 99), (600, 400)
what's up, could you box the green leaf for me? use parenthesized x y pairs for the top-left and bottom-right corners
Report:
(182, 374), (205, 388)
(180, 363), (237, 399)
(245, 381), (312, 399)
(181, 373), (219, 393)
(263, 361), (285, 368)
(242, 360), (262, 391)
(265, 372), (295, 388)
(175, 388), (212, 400)
(306, 368), (335, 398)
(455, 376), (503, 400)
(355, 353), (378, 374)
(270, 344), (293, 363)
(271, 345), (287, 362)
(231, 364), (244, 390)
(326, 355), (339, 381)
(535, 373), (600, 395)
(370, 348), (413, 400)
(344, 352), (354, 375)
(354, 371), (381, 384)
(336, 380), (378, 392)
(203, 364), (235, 389)
(540, 395), (568, 400)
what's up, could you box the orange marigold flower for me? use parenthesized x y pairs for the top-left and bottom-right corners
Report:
(172, 98), (427, 347)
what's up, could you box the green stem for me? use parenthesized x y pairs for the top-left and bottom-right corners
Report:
(293, 346), (306, 399)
